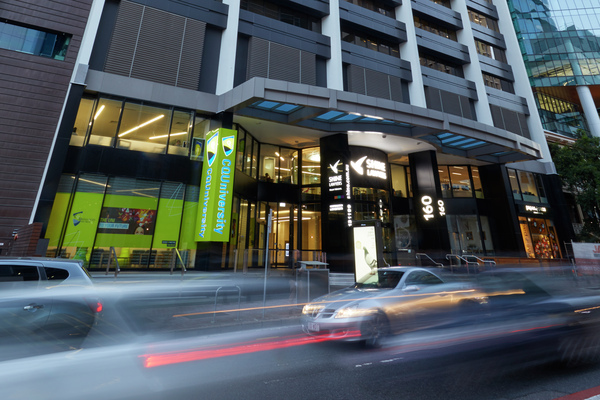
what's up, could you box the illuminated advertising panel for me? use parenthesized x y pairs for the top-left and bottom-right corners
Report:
(353, 221), (382, 280)
(195, 128), (237, 242)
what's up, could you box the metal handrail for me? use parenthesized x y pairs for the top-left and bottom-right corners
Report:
(105, 246), (120, 277)
(213, 285), (241, 323)
(463, 254), (496, 267)
(169, 248), (187, 276)
(445, 254), (479, 274)
(415, 253), (444, 268)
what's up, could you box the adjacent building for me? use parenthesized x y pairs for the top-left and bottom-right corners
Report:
(508, 0), (600, 139)
(0, 0), (576, 272)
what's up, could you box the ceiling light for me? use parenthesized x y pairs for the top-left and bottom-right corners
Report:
(93, 105), (105, 120)
(118, 115), (165, 137)
(149, 131), (188, 140)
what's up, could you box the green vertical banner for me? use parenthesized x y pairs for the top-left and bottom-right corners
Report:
(195, 128), (237, 242)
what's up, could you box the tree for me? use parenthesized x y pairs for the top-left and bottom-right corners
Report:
(549, 131), (600, 242)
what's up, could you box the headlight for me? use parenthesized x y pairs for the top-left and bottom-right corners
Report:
(302, 304), (325, 315)
(335, 305), (376, 319)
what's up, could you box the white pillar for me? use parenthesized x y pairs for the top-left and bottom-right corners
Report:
(323, 0), (344, 90)
(453, 1), (494, 125)
(576, 85), (600, 138)
(396, 2), (426, 107)
(216, 0), (240, 95)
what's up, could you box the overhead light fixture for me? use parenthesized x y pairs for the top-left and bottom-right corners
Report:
(149, 131), (188, 140)
(93, 105), (105, 120)
(118, 115), (165, 137)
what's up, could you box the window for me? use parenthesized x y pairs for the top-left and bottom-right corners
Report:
(259, 144), (299, 184)
(342, 0), (396, 18)
(482, 72), (514, 93)
(75, 97), (201, 156)
(406, 271), (443, 285)
(468, 10), (500, 32)
(390, 164), (408, 197)
(475, 40), (507, 63)
(302, 148), (321, 185)
(420, 54), (463, 77)
(430, 0), (451, 8)
(0, 265), (40, 282)
(44, 267), (69, 282)
(342, 30), (400, 58)
(0, 20), (71, 60)
(241, 0), (321, 32)
(414, 17), (457, 41)
(439, 166), (482, 198)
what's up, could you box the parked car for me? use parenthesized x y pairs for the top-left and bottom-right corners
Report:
(301, 266), (487, 346)
(0, 258), (102, 354)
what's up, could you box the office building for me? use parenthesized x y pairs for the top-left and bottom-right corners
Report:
(0, 0), (575, 271)
(509, 0), (600, 139)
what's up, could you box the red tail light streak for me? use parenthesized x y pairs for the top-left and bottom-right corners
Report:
(141, 331), (361, 368)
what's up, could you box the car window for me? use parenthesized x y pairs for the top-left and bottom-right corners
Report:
(355, 270), (404, 289)
(0, 265), (40, 282)
(44, 267), (69, 282)
(405, 271), (443, 286)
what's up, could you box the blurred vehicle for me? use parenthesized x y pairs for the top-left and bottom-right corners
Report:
(473, 268), (600, 366)
(301, 267), (487, 346)
(0, 258), (102, 353)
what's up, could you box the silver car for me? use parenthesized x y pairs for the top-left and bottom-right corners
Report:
(301, 267), (487, 346)
(0, 258), (102, 354)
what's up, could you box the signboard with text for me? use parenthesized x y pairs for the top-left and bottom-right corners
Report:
(195, 128), (237, 242)
(572, 242), (600, 275)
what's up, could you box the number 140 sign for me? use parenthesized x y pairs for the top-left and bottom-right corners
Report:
(421, 195), (445, 221)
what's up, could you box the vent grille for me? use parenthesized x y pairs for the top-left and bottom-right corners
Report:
(104, 0), (205, 90)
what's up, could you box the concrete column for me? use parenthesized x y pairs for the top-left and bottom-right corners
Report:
(323, 0), (344, 90)
(216, 0), (240, 95)
(576, 85), (600, 138)
(453, 1), (494, 125)
(396, 2), (426, 107)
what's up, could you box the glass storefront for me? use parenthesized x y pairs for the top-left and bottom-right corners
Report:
(519, 216), (561, 259)
(45, 174), (198, 269)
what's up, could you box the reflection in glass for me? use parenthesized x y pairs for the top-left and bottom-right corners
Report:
(508, 168), (521, 200)
(450, 166), (472, 197)
(472, 166), (484, 199)
(167, 110), (192, 156)
(302, 148), (321, 185)
(438, 166), (451, 198)
(301, 203), (321, 251)
(88, 98), (123, 146)
(70, 98), (95, 147)
(390, 164), (408, 197)
(117, 103), (170, 154)
(518, 170), (539, 203)
(260, 144), (278, 182)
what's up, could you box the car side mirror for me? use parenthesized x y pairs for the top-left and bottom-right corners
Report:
(403, 285), (419, 293)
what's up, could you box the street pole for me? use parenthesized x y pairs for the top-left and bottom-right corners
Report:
(263, 209), (273, 318)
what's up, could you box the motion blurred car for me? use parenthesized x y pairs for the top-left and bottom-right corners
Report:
(301, 267), (487, 346)
(472, 268), (600, 366)
(0, 258), (102, 354)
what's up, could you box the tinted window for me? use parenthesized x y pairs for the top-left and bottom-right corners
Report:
(406, 271), (443, 285)
(44, 267), (69, 282)
(0, 265), (40, 282)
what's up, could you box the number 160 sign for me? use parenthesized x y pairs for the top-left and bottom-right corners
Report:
(421, 195), (445, 221)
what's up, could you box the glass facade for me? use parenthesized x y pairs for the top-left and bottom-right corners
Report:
(0, 20), (71, 60)
(509, 0), (600, 137)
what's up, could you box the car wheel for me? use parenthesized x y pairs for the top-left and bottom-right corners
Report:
(361, 312), (390, 348)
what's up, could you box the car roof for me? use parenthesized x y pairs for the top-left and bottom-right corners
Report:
(0, 257), (85, 271)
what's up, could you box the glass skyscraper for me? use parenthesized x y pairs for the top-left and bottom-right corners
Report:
(509, 0), (600, 138)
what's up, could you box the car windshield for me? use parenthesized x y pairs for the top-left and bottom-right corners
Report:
(354, 270), (404, 289)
